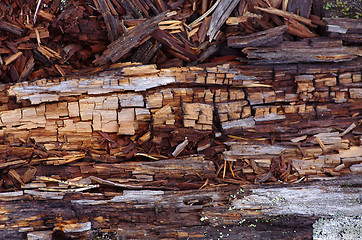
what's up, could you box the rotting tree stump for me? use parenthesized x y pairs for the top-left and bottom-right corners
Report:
(0, 38), (361, 239)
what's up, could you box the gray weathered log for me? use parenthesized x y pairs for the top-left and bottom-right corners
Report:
(0, 175), (361, 239)
(243, 38), (360, 63)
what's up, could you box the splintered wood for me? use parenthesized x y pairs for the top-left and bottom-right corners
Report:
(0, 66), (360, 239)
(0, 0), (361, 238)
(1, 55), (361, 183)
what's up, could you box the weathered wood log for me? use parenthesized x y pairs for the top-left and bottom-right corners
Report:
(227, 25), (288, 48)
(0, 40), (361, 239)
(324, 18), (362, 44)
(0, 175), (360, 239)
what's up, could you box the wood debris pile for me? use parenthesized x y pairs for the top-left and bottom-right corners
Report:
(0, 0), (361, 238)
(1, 0), (361, 83)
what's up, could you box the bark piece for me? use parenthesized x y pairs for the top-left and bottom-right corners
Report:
(151, 29), (198, 61)
(227, 25), (288, 48)
(4, 52), (23, 66)
(93, 11), (168, 65)
(287, 0), (313, 18)
(207, 0), (240, 41)
(0, 21), (24, 36)
(285, 17), (317, 38)
(255, 6), (316, 27)
(324, 18), (362, 44)
(93, 0), (122, 41)
(243, 39), (360, 64)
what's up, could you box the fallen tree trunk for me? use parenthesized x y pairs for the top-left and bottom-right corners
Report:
(0, 175), (361, 239)
(0, 38), (361, 239)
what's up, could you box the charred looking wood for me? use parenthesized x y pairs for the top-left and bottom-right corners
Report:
(131, 40), (162, 64)
(151, 29), (198, 61)
(117, 0), (144, 18)
(0, 21), (24, 36)
(92, 0), (122, 41)
(33, 49), (55, 66)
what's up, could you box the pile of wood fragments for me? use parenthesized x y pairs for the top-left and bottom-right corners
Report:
(0, 0), (362, 239)
(1, 0), (360, 83)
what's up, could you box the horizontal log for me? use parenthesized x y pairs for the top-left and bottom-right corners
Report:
(0, 44), (361, 239)
(1, 0), (361, 238)
(0, 175), (360, 239)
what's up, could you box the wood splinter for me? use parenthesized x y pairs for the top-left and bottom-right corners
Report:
(315, 137), (327, 152)
(339, 122), (356, 137)
(172, 137), (189, 157)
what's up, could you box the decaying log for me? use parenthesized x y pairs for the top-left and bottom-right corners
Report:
(1, 49), (361, 180)
(0, 37), (361, 238)
(0, 174), (361, 239)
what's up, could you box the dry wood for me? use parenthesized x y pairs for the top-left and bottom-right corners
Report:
(0, 20), (24, 36)
(324, 18), (362, 44)
(93, 0), (122, 41)
(1, 55), (360, 183)
(4, 51), (23, 66)
(0, 0), (354, 84)
(243, 39), (360, 63)
(255, 6), (316, 27)
(207, 0), (239, 41)
(227, 25), (288, 48)
(93, 11), (168, 65)
(0, 175), (360, 239)
(285, 17), (317, 38)
(325, 18), (362, 34)
(0, 1), (361, 238)
(286, 0), (313, 18)
(151, 29), (198, 60)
